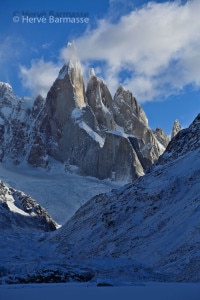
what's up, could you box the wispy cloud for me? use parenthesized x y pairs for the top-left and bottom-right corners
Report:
(19, 59), (60, 98)
(59, 0), (200, 102)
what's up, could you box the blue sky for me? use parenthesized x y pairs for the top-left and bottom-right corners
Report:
(0, 0), (199, 134)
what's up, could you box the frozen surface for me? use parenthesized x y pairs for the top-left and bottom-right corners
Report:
(1, 282), (200, 300)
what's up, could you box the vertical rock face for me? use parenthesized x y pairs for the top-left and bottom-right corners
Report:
(112, 85), (165, 169)
(45, 42), (87, 126)
(113, 85), (148, 128)
(171, 119), (181, 139)
(0, 44), (170, 181)
(99, 133), (144, 180)
(154, 127), (170, 148)
(31, 95), (45, 118)
(86, 69), (115, 130)
(60, 42), (86, 109)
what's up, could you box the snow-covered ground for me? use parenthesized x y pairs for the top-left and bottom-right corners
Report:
(1, 282), (200, 300)
(0, 161), (122, 225)
(1, 114), (199, 289)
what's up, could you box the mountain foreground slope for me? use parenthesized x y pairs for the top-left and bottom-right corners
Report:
(50, 113), (200, 282)
(0, 114), (199, 284)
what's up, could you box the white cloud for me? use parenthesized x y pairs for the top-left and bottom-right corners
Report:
(19, 59), (60, 98)
(59, 0), (200, 102)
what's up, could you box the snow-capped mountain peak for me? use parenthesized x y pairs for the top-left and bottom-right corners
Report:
(171, 119), (181, 139)
(66, 41), (83, 77)
(89, 68), (96, 78)
(0, 82), (13, 93)
(0, 43), (170, 181)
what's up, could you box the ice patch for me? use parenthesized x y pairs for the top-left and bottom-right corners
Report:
(79, 121), (105, 148)
(71, 108), (84, 120)
(71, 108), (105, 148)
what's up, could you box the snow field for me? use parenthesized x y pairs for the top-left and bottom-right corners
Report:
(0, 161), (122, 225)
(1, 282), (200, 300)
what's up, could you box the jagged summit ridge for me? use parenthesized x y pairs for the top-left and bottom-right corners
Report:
(113, 85), (148, 127)
(171, 119), (181, 139)
(0, 43), (170, 180)
(27, 46), (165, 180)
(0, 82), (13, 92)
(56, 42), (86, 109)
(153, 127), (170, 149)
(67, 41), (80, 65)
(0, 81), (20, 107)
(89, 68), (96, 78)
(0, 82), (44, 164)
(86, 71), (115, 131)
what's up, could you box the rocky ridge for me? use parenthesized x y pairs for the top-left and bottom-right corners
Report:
(0, 43), (169, 181)
(171, 119), (181, 139)
(0, 82), (45, 164)
(0, 180), (58, 231)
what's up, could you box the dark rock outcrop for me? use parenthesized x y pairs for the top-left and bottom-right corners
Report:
(0, 180), (58, 231)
